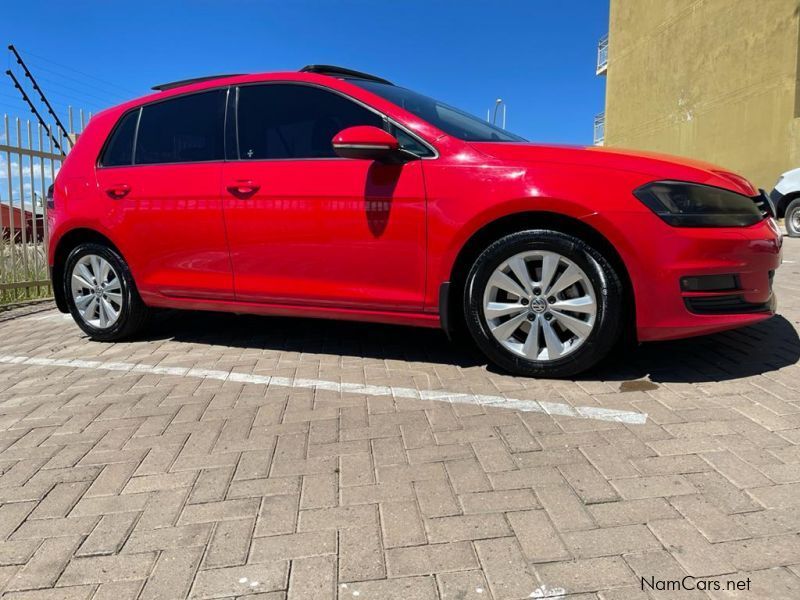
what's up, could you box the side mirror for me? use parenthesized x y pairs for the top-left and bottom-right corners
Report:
(332, 126), (402, 162)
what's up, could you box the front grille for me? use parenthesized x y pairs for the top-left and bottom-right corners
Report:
(684, 295), (772, 315)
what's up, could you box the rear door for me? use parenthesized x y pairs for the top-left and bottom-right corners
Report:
(95, 89), (233, 301)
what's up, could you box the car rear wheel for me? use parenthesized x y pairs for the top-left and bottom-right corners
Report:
(785, 198), (800, 237)
(64, 242), (149, 341)
(464, 230), (624, 378)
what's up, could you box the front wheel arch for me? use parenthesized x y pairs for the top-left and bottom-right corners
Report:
(443, 211), (636, 345)
(777, 192), (800, 219)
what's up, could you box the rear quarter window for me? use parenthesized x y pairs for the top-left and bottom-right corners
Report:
(99, 109), (139, 167)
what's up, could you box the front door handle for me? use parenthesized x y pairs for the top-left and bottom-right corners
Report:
(226, 180), (260, 198)
(105, 184), (130, 199)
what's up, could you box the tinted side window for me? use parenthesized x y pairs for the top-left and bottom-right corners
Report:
(135, 90), (226, 165)
(237, 84), (384, 160)
(100, 109), (139, 167)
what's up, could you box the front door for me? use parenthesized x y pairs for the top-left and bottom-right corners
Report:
(222, 83), (427, 311)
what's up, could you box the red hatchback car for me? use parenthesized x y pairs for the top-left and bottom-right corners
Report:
(49, 65), (783, 377)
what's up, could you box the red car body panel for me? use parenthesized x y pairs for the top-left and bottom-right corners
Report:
(221, 159), (426, 310)
(48, 71), (782, 343)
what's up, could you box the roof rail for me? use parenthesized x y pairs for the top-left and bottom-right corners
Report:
(299, 65), (393, 85)
(151, 74), (242, 91)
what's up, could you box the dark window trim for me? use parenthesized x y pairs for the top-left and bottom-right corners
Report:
(131, 107), (142, 165)
(97, 87), (229, 169)
(96, 80), (438, 169)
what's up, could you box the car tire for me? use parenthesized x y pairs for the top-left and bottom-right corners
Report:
(785, 198), (800, 237)
(63, 242), (150, 341)
(463, 229), (624, 378)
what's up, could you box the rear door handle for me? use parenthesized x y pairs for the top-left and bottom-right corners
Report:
(226, 180), (260, 198)
(105, 184), (130, 199)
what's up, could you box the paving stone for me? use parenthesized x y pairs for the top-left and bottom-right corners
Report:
(562, 524), (661, 558)
(0, 538), (39, 566)
(474, 537), (537, 600)
(90, 580), (144, 600)
(189, 563), (288, 598)
(180, 498), (261, 526)
(747, 482), (800, 508)
(139, 547), (203, 600)
(28, 481), (90, 519)
(58, 552), (156, 585)
(249, 530), (336, 563)
(668, 494), (749, 542)
(533, 556), (635, 594)
(414, 477), (460, 517)
(648, 519), (736, 577)
(289, 555), (336, 600)
(387, 541), (478, 577)
(123, 523), (213, 553)
(506, 509), (571, 563)
(77, 512), (138, 556)
(203, 517), (254, 568)
(12, 515), (98, 540)
(380, 500), (427, 548)
(610, 475), (696, 499)
(1, 586), (95, 600)
(297, 504), (378, 532)
(558, 461), (620, 504)
(426, 513), (511, 543)
(587, 497), (680, 527)
(717, 535), (800, 571)
(5, 535), (83, 591)
(459, 489), (539, 514)
(339, 524), (385, 582)
(535, 483), (595, 531)
(337, 576), (438, 600)
(436, 570), (492, 600)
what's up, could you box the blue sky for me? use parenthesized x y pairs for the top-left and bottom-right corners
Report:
(1, 0), (608, 145)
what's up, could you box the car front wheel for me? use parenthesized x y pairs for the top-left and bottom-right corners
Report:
(464, 229), (624, 378)
(64, 242), (150, 341)
(785, 198), (800, 238)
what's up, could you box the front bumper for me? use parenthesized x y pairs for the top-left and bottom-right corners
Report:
(633, 218), (782, 342)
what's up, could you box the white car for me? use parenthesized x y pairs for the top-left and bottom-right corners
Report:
(771, 168), (800, 237)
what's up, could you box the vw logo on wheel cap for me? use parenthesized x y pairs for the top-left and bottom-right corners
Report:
(530, 296), (548, 313)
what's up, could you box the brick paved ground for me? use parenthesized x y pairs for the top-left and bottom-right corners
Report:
(0, 239), (799, 599)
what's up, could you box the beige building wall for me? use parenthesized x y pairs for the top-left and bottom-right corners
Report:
(604, 0), (800, 190)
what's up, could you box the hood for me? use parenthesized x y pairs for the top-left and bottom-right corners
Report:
(469, 142), (757, 196)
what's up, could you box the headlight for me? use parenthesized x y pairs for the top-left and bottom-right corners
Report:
(633, 180), (763, 227)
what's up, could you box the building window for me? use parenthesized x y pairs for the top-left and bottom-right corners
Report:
(594, 113), (605, 146)
(597, 34), (609, 75)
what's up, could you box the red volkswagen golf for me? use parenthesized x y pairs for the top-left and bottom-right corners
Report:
(48, 65), (783, 377)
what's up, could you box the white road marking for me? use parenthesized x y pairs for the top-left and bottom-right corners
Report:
(0, 354), (647, 424)
(26, 313), (73, 321)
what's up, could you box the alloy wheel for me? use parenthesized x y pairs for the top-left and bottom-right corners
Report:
(481, 250), (597, 361)
(70, 254), (123, 329)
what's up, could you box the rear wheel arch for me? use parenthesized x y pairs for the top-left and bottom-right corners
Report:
(777, 191), (800, 219)
(443, 211), (636, 343)
(52, 228), (127, 313)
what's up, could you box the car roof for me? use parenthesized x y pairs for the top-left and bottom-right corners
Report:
(150, 65), (392, 92)
(88, 65), (448, 150)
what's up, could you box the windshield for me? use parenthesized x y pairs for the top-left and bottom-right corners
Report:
(350, 79), (526, 143)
